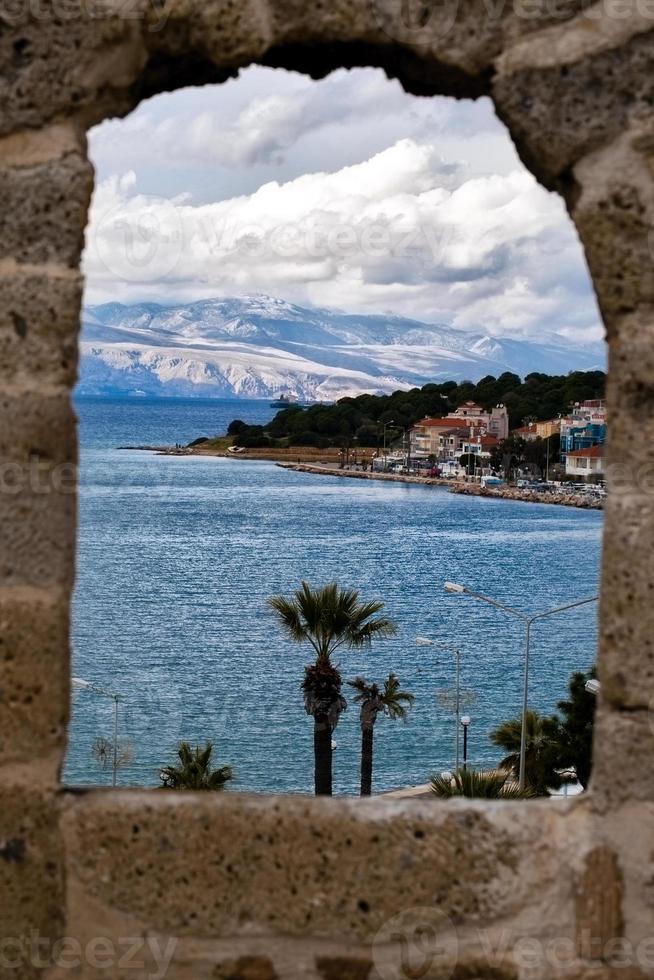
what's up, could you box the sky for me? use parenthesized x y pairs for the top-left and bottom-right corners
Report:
(83, 66), (603, 346)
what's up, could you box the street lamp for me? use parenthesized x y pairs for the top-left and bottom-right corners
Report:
(416, 636), (462, 772)
(378, 419), (395, 468)
(585, 678), (601, 695)
(460, 715), (471, 771)
(443, 582), (598, 790)
(385, 423), (406, 468)
(72, 676), (121, 787)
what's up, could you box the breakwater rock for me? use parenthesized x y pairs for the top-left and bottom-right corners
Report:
(448, 482), (603, 509)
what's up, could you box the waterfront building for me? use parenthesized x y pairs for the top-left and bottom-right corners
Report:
(512, 422), (540, 441)
(565, 444), (604, 479)
(536, 418), (562, 439)
(410, 402), (508, 459)
(560, 399), (607, 460)
(449, 401), (509, 440)
(511, 418), (562, 441)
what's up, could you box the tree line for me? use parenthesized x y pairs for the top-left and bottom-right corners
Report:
(226, 371), (606, 450)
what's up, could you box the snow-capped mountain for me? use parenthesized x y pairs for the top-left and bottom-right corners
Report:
(78, 295), (605, 400)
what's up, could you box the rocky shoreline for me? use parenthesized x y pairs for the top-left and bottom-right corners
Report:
(277, 463), (604, 509)
(119, 447), (603, 510)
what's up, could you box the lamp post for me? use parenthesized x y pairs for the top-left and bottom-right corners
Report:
(385, 424), (406, 470)
(72, 676), (121, 787)
(461, 715), (471, 770)
(416, 636), (462, 772)
(585, 678), (601, 695)
(443, 582), (598, 790)
(379, 419), (395, 469)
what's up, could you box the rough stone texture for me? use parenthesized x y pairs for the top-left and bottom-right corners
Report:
(0, 786), (64, 980)
(598, 308), (654, 710)
(212, 957), (278, 980)
(0, 588), (69, 768)
(60, 794), (546, 939)
(574, 847), (624, 960)
(0, 153), (93, 268)
(493, 29), (654, 191)
(315, 957), (371, 980)
(0, 391), (76, 589)
(0, 270), (81, 388)
(590, 707), (654, 806)
(1, 1), (654, 978)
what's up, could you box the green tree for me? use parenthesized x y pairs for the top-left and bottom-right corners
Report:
(227, 372), (606, 449)
(268, 581), (397, 796)
(348, 673), (414, 796)
(430, 768), (535, 799)
(490, 709), (563, 796)
(489, 434), (529, 480)
(159, 741), (233, 791)
(554, 666), (597, 788)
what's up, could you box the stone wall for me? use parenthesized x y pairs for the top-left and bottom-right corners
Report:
(1, 0), (653, 977)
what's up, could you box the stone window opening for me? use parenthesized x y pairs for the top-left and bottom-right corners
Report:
(66, 67), (602, 800)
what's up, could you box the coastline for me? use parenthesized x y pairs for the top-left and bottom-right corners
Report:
(119, 445), (604, 510)
(276, 462), (604, 510)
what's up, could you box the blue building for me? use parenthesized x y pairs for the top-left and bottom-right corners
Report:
(560, 400), (607, 462)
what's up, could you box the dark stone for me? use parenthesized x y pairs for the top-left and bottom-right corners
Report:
(212, 956), (278, 980)
(315, 957), (372, 980)
(10, 311), (27, 338)
(0, 837), (26, 862)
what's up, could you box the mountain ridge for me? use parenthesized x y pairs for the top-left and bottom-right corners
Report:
(78, 295), (605, 400)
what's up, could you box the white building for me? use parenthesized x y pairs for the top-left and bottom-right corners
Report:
(565, 445), (604, 479)
(450, 402), (509, 440)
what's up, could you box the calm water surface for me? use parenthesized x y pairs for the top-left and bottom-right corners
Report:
(67, 397), (603, 794)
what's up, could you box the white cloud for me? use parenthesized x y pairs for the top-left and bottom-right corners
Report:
(84, 136), (601, 344)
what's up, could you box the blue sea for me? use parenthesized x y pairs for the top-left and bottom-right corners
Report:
(66, 396), (603, 794)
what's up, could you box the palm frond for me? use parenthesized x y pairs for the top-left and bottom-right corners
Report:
(381, 672), (415, 721)
(430, 768), (535, 799)
(347, 676), (376, 703)
(159, 741), (233, 791)
(268, 581), (397, 659)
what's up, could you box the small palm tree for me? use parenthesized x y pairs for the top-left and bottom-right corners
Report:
(349, 673), (414, 796)
(268, 581), (397, 796)
(490, 709), (562, 796)
(159, 741), (233, 791)
(430, 768), (535, 799)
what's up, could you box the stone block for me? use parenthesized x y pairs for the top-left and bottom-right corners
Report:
(0, 587), (69, 767)
(0, 786), (64, 980)
(590, 707), (654, 805)
(61, 793), (581, 943)
(0, 391), (76, 588)
(493, 31), (654, 190)
(0, 153), (93, 268)
(0, 271), (81, 388)
(213, 957), (278, 979)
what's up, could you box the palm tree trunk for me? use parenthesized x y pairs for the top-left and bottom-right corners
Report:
(360, 724), (374, 796)
(314, 711), (332, 796)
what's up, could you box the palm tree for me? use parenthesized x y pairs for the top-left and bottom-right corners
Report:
(490, 709), (562, 796)
(268, 581), (397, 796)
(159, 741), (233, 791)
(348, 673), (414, 796)
(430, 768), (535, 799)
